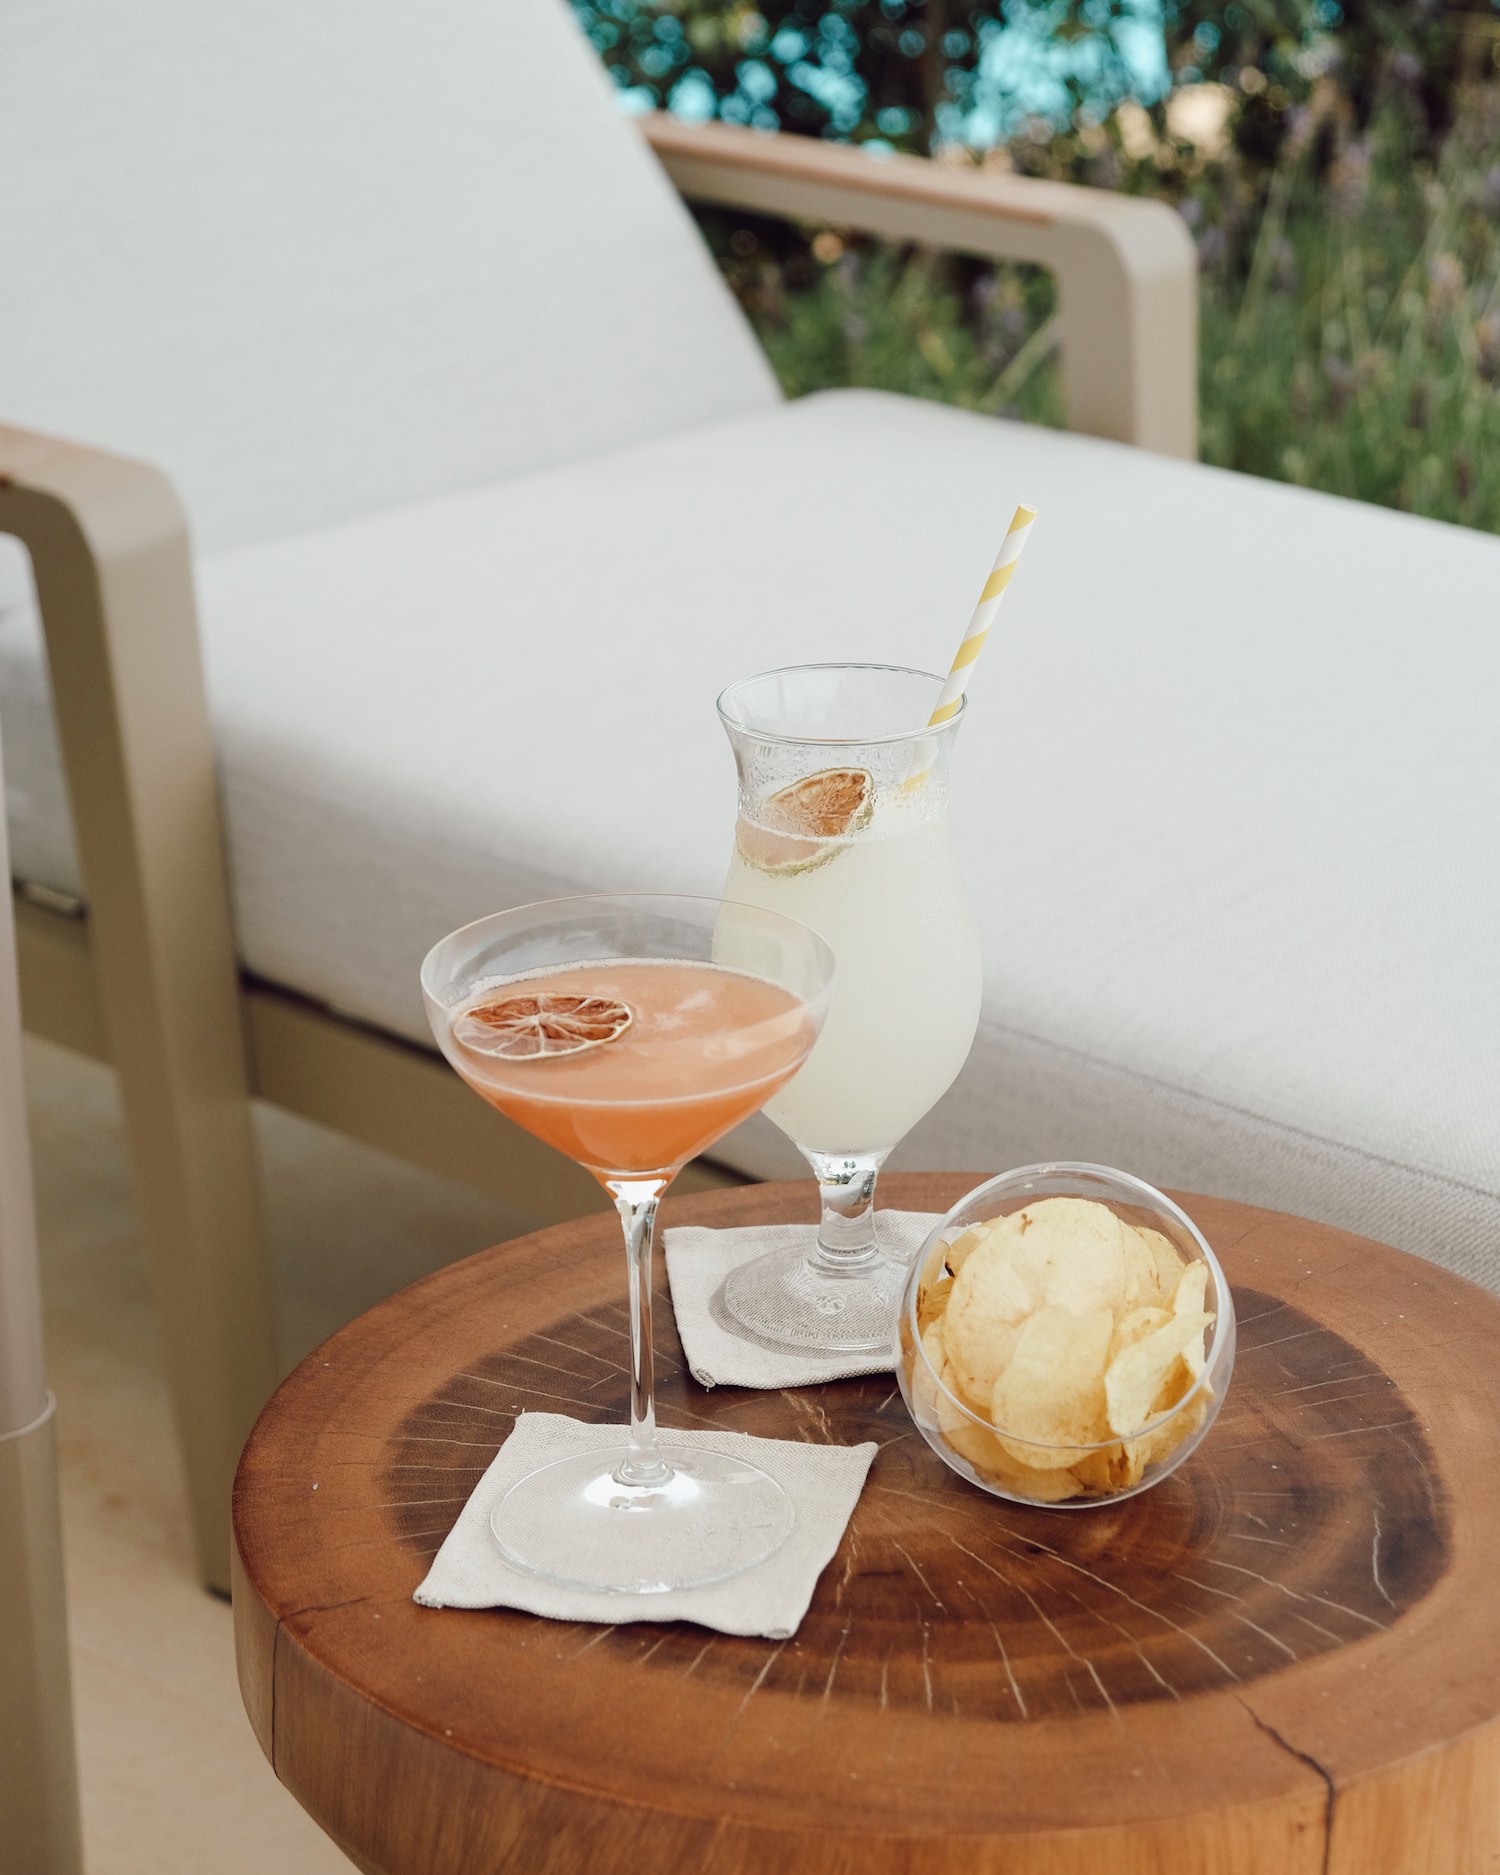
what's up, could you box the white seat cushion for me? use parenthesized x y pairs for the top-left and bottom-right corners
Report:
(3, 390), (1498, 1280)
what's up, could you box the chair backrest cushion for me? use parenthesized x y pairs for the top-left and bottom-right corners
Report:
(0, 0), (777, 548)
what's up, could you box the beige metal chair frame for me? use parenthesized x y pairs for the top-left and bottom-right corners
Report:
(643, 118), (1198, 459)
(1, 125), (1197, 1592)
(0, 708), (83, 1875)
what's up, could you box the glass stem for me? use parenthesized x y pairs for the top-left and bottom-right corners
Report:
(608, 1179), (672, 1487)
(805, 1150), (889, 1269)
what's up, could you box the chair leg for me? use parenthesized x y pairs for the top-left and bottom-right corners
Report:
(98, 964), (277, 1597)
(0, 712), (84, 1874)
(2, 429), (280, 1592)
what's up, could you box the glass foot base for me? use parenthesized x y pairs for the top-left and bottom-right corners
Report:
(721, 1244), (907, 1354)
(490, 1444), (794, 1594)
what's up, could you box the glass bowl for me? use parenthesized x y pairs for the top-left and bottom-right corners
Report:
(895, 1163), (1235, 1508)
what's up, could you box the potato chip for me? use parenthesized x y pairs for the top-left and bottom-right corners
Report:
(917, 1271), (954, 1335)
(908, 1322), (951, 1417)
(1120, 1226), (1162, 1308)
(1078, 1384), (1215, 1491)
(1009, 1198), (1132, 1316)
(935, 1389), (1085, 1499)
(990, 1305), (1113, 1468)
(1072, 1440), (1147, 1494)
(1171, 1261), (1212, 1378)
(960, 1357), (1020, 1425)
(945, 1199), (1128, 1409)
(1135, 1226), (1187, 1299)
(1111, 1304), (1172, 1357)
(936, 1387), (1013, 1471)
(942, 1223), (995, 1277)
(942, 1234), (1036, 1404)
(987, 1452), (1086, 1502)
(1105, 1310), (1213, 1436)
(1172, 1261), (1209, 1317)
(1125, 1387), (1213, 1473)
(1151, 1354), (1196, 1417)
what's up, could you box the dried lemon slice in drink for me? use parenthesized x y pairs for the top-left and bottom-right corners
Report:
(454, 993), (634, 1059)
(735, 767), (874, 875)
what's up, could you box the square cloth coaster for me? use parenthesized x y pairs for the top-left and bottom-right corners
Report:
(414, 1411), (877, 1639)
(664, 1210), (940, 1388)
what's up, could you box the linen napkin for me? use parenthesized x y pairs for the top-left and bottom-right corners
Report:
(414, 1411), (877, 1639)
(663, 1209), (940, 1388)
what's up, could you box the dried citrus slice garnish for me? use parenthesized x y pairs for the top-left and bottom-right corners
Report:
(454, 993), (634, 1059)
(736, 767), (874, 875)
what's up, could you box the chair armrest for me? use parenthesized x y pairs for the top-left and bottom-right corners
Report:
(0, 420), (251, 1119)
(0, 425), (223, 939)
(644, 115), (1197, 458)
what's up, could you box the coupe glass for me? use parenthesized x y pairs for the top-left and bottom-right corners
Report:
(420, 894), (833, 1594)
(719, 664), (983, 1352)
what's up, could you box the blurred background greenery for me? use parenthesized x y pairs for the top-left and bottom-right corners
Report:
(573, 0), (1500, 532)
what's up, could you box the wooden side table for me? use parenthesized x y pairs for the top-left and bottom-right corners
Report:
(233, 1178), (1500, 1874)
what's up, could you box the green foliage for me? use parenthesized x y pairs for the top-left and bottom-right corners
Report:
(572, 0), (1500, 178)
(1196, 82), (1500, 529)
(740, 240), (1067, 426)
(571, 0), (1160, 149)
(1166, 0), (1500, 157)
(697, 80), (1500, 531)
(577, 3), (1500, 532)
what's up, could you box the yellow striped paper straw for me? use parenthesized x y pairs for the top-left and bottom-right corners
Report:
(928, 502), (1038, 725)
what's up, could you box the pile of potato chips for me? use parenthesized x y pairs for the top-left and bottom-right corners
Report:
(903, 1196), (1219, 1503)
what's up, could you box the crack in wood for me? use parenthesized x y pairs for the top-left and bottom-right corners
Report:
(1237, 1697), (1336, 1875)
(733, 1642), (788, 1721)
(1306, 1419), (1419, 1442)
(1371, 1507), (1396, 1610)
(985, 1531), (1245, 1685)
(527, 1333), (632, 1375)
(947, 1535), (1121, 1720)
(377, 1462), (489, 1474)
(458, 1351), (624, 1385)
(683, 1637), (717, 1677)
(1027, 1567), (1182, 1700)
(1286, 1610), (1345, 1646)
(820, 1623), (852, 1708)
(1267, 1373), (1387, 1398)
(381, 1433), (502, 1450)
(284, 1593), (375, 1622)
(367, 1495), (474, 1512)
(891, 1537), (946, 1610)
(1239, 1325), (1329, 1355)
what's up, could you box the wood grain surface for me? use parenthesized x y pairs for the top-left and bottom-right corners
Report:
(233, 1178), (1500, 1874)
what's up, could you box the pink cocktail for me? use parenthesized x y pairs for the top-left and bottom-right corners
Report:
(448, 959), (814, 1179)
(422, 895), (834, 1594)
